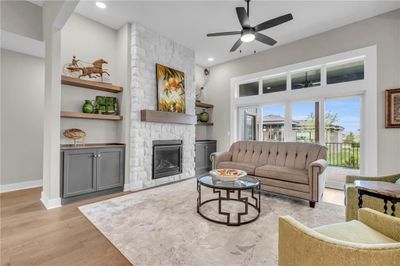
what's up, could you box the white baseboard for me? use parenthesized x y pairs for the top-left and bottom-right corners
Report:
(40, 191), (61, 209)
(0, 179), (42, 193)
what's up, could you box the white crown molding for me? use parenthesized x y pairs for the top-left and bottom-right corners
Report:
(40, 191), (62, 209)
(0, 30), (45, 58)
(0, 179), (42, 193)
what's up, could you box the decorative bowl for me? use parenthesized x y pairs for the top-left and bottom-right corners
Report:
(63, 128), (86, 139)
(209, 169), (247, 181)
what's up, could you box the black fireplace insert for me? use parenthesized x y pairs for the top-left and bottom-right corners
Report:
(152, 140), (182, 179)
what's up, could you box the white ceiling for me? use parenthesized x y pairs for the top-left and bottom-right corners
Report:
(50, 1), (400, 66)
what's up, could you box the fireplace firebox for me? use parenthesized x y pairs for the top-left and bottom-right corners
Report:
(152, 140), (183, 179)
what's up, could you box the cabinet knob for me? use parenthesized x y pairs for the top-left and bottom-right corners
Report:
(98, 154), (101, 157)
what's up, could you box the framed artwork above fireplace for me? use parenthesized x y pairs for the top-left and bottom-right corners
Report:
(156, 64), (186, 113)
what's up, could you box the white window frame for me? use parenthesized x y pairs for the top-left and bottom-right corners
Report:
(230, 46), (378, 175)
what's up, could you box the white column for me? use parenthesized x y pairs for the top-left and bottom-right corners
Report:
(41, 1), (78, 209)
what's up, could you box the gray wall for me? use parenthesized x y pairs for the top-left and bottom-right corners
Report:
(205, 9), (400, 175)
(1, 49), (44, 185)
(0, 0), (43, 41)
(60, 14), (120, 144)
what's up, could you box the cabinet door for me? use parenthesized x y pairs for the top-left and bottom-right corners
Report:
(96, 148), (124, 191)
(206, 143), (217, 170)
(63, 149), (97, 198)
(195, 143), (207, 174)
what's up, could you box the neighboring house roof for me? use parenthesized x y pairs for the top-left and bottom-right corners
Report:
(262, 115), (344, 131)
(262, 115), (299, 126)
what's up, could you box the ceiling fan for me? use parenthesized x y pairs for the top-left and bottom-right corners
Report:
(293, 72), (321, 89)
(206, 0), (293, 52)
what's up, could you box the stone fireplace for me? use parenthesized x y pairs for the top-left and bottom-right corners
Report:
(128, 23), (195, 190)
(153, 140), (183, 179)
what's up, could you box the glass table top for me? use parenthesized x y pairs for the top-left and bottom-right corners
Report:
(197, 175), (260, 190)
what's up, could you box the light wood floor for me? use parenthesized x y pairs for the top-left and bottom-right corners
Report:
(1, 188), (131, 266)
(1, 186), (344, 266)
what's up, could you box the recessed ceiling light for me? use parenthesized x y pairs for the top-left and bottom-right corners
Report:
(208, 58), (214, 62)
(96, 2), (106, 9)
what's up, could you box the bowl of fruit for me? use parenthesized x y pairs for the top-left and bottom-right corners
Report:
(209, 169), (247, 182)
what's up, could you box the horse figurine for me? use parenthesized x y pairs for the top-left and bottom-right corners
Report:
(66, 58), (110, 81)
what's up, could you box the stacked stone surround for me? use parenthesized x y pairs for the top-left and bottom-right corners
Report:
(129, 23), (196, 190)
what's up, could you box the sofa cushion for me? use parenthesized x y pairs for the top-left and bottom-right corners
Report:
(255, 165), (308, 184)
(259, 177), (310, 193)
(217, 161), (256, 175)
(229, 141), (326, 170)
(315, 220), (397, 244)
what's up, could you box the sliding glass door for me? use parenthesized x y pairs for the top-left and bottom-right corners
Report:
(236, 96), (362, 190)
(324, 97), (361, 189)
(238, 106), (259, 141)
(262, 105), (285, 141)
(291, 102), (319, 143)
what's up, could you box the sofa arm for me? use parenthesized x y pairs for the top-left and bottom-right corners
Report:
(346, 173), (399, 184)
(210, 152), (232, 169)
(279, 216), (400, 266)
(358, 208), (400, 242)
(308, 159), (328, 203)
(308, 159), (328, 175)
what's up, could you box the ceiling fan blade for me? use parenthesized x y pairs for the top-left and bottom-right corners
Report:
(230, 38), (243, 52)
(207, 31), (241, 37)
(254, 13), (293, 32)
(236, 7), (250, 28)
(255, 33), (277, 46)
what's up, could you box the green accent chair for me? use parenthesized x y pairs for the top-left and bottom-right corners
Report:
(279, 208), (400, 266)
(345, 173), (400, 221)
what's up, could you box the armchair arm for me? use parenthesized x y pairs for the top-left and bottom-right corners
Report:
(346, 173), (399, 184)
(210, 152), (232, 169)
(279, 216), (400, 266)
(358, 208), (400, 242)
(308, 159), (328, 174)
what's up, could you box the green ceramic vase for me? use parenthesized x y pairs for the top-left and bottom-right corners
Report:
(82, 100), (94, 113)
(199, 109), (209, 123)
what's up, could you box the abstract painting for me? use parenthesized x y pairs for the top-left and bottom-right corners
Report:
(156, 64), (185, 113)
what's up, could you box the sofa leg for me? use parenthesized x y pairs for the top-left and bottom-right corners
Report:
(309, 201), (316, 208)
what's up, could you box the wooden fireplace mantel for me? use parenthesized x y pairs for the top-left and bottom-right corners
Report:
(140, 110), (197, 125)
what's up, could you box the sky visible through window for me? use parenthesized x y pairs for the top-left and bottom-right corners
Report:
(325, 98), (360, 135)
(263, 98), (360, 135)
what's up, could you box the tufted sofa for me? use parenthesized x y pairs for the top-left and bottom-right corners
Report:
(211, 141), (328, 207)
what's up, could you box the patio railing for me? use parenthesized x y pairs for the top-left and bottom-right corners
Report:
(326, 142), (360, 169)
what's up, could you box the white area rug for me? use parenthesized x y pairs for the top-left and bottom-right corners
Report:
(79, 179), (344, 266)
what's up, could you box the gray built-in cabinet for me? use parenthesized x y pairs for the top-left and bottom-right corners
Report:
(195, 140), (216, 175)
(60, 144), (125, 202)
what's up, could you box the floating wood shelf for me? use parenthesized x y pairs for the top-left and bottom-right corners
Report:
(141, 110), (196, 125)
(61, 76), (123, 93)
(60, 111), (123, 121)
(195, 102), (214, 108)
(196, 122), (214, 126)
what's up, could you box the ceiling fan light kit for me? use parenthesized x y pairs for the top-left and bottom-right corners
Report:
(206, 0), (293, 52)
(240, 30), (255, 43)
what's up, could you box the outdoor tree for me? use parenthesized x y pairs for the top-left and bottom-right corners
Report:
(343, 132), (355, 144)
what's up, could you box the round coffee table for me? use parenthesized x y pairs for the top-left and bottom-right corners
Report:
(197, 175), (261, 226)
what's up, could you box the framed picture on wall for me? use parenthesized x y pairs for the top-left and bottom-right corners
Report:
(156, 64), (185, 113)
(385, 88), (400, 128)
